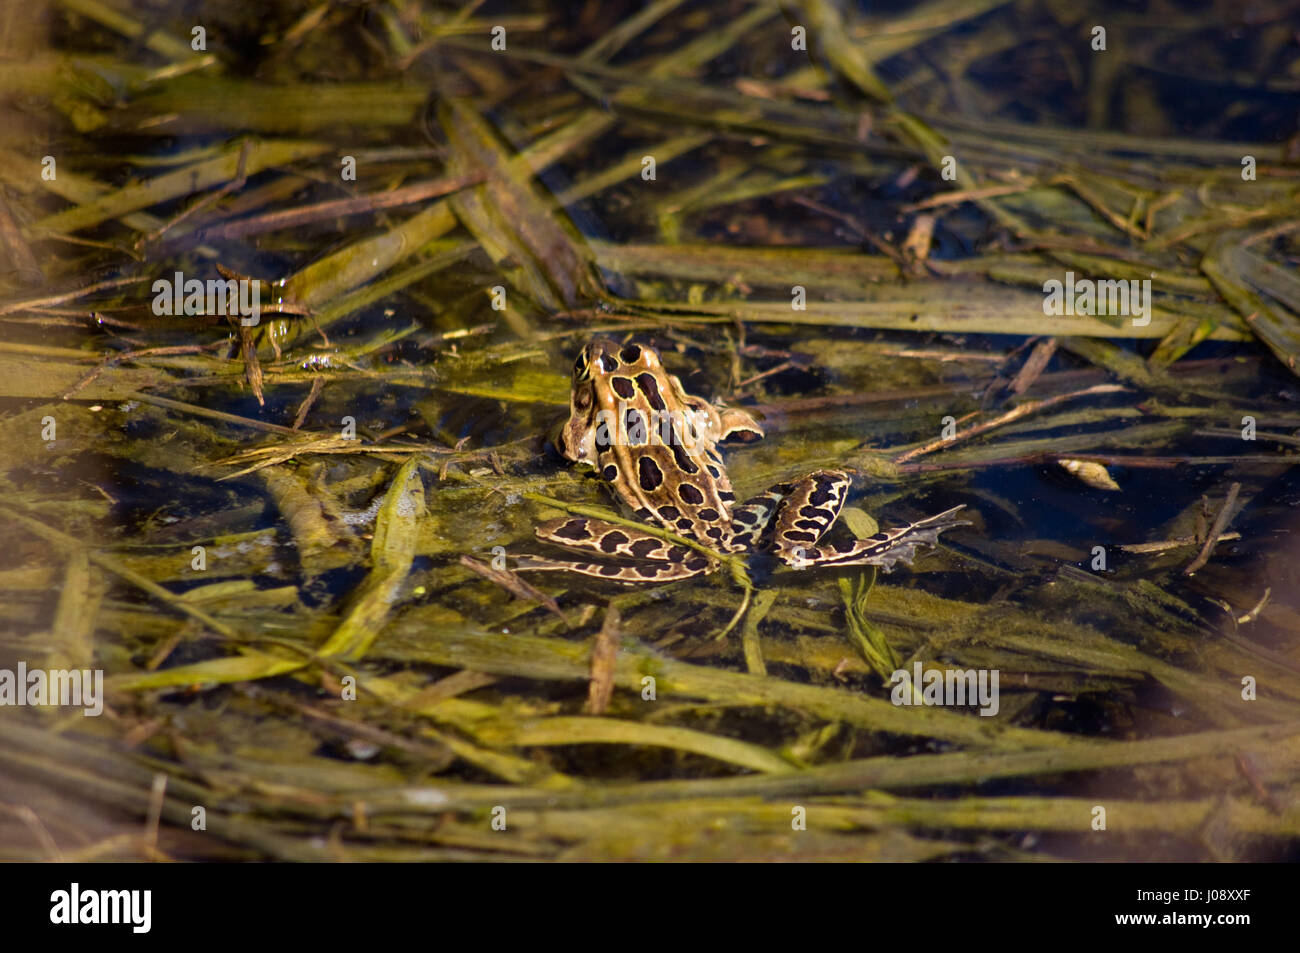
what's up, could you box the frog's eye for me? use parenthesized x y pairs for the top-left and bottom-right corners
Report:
(573, 352), (592, 381)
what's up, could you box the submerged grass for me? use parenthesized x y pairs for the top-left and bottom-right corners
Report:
(0, 0), (1298, 861)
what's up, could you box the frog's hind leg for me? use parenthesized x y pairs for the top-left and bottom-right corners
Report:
(764, 470), (966, 570)
(726, 470), (849, 553)
(779, 504), (969, 571)
(514, 517), (715, 582)
(514, 555), (715, 582)
(725, 486), (788, 551)
(532, 517), (698, 562)
(763, 470), (851, 552)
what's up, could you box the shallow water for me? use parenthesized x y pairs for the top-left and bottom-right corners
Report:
(1, 0), (1298, 862)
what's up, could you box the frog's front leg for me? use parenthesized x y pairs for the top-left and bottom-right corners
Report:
(765, 470), (967, 571)
(516, 517), (716, 581)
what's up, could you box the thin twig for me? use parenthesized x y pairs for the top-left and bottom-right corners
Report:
(0, 802), (63, 861)
(1236, 588), (1271, 624)
(292, 376), (325, 430)
(1184, 482), (1241, 575)
(0, 276), (149, 316)
(459, 555), (570, 625)
(136, 139), (254, 248)
(144, 773), (167, 850)
(1118, 533), (1240, 554)
(185, 173), (484, 243)
(585, 606), (621, 715)
(892, 384), (1128, 464)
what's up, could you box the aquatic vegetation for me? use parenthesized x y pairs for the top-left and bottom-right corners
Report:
(0, 0), (1297, 862)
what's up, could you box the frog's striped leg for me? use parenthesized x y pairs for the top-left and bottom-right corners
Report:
(514, 554), (716, 582)
(532, 517), (702, 562)
(515, 517), (717, 582)
(724, 469), (851, 553)
(766, 470), (851, 553)
(724, 483), (796, 552)
(761, 469), (966, 570)
(777, 505), (969, 571)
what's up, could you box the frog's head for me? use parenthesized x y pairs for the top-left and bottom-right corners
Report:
(558, 339), (639, 464)
(561, 339), (658, 459)
(572, 338), (658, 383)
(558, 338), (762, 462)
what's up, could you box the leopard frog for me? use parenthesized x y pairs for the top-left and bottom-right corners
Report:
(517, 338), (967, 582)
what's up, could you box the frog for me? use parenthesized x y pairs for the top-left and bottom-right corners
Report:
(516, 338), (967, 582)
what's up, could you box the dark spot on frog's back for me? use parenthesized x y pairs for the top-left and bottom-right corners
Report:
(597, 352), (619, 373)
(602, 464), (618, 482)
(600, 531), (629, 553)
(808, 484), (836, 506)
(697, 507), (720, 521)
(629, 539), (661, 558)
(611, 376), (636, 399)
(669, 441), (699, 474)
(619, 344), (642, 364)
(555, 519), (589, 540)
(638, 456), (664, 491)
(635, 373), (666, 411)
(678, 483), (705, 505)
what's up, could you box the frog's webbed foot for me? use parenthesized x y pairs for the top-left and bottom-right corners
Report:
(514, 517), (716, 582)
(777, 505), (969, 571)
